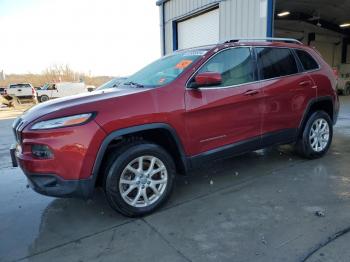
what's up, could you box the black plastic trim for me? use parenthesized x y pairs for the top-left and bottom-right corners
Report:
(10, 144), (18, 167)
(24, 172), (94, 198)
(298, 96), (336, 134)
(91, 123), (189, 184)
(189, 129), (297, 169)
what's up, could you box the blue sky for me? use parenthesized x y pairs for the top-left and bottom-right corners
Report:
(0, 0), (161, 76)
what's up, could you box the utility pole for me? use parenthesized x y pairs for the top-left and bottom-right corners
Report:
(0, 70), (5, 81)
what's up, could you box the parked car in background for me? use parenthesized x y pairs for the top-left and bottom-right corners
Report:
(96, 77), (127, 91)
(336, 64), (350, 95)
(0, 87), (6, 96)
(10, 38), (339, 217)
(37, 82), (87, 102)
(6, 83), (37, 99)
(86, 85), (96, 92)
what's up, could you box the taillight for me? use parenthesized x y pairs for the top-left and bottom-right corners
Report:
(32, 87), (35, 95)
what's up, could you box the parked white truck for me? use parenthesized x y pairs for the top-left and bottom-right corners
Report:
(2, 83), (38, 107)
(37, 82), (87, 102)
(337, 64), (350, 96)
(6, 83), (37, 99)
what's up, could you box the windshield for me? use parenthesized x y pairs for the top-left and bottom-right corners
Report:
(124, 49), (208, 88)
(10, 84), (31, 88)
(42, 83), (50, 90)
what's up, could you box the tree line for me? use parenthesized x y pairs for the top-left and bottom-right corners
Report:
(0, 65), (114, 88)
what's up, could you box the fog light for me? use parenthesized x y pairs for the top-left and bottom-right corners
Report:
(31, 145), (53, 159)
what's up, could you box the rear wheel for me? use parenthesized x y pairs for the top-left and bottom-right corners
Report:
(296, 111), (333, 159)
(40, 95), (49, 102)
(103, 141), (175, 217)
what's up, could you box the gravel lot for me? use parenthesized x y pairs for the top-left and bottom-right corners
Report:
(0, 97), (350, 262)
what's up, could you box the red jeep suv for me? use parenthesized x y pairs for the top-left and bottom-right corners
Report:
(10, 38), (339, 217)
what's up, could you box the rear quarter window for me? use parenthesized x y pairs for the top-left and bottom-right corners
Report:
(295, 49), (319, 71)
(256, 47), (299, 80)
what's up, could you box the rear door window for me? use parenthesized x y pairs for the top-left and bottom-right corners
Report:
(295, 49), (319, 71)
(256, 47), (299, 80)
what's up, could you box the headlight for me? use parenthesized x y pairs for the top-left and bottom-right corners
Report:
(31, 113), (94, 130)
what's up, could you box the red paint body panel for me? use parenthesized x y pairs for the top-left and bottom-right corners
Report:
(17, 120), (106, 180)
(260, 73), (316, 134)
(184, 82), (264, 155)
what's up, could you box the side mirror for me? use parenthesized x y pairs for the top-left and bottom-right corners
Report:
(193, 72), (222, 88)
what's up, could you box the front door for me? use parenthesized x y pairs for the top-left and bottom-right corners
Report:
(184, 47), (264, 156)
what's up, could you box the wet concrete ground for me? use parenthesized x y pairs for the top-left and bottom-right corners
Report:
(1, 97), (350, 262)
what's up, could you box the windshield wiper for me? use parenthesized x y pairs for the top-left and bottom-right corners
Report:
(123, 81), (144, 88)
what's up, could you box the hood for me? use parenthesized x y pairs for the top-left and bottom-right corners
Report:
(20, 87), (151, 124)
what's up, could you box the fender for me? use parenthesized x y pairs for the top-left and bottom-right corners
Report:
(91, 123), (190, 184)
(298, 96), (334, 135)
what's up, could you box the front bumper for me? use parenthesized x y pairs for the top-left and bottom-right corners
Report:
(25, 172), (95, 198)
(10, 144), (95, 198)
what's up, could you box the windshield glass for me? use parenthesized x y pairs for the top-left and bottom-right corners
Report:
(124, 49), (208, 88)
(42, 83), (49, 90)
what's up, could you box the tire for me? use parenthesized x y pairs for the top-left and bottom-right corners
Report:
(343, 85), (350, 96)
(103, 140), (175, 217)
(296, 111), (333, 159)
(40, 95), (49, 103)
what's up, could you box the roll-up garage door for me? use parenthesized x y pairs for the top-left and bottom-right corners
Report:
(177, 8), (219, 50)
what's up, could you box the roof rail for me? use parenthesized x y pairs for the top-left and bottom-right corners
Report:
(223, 37), (303, 45)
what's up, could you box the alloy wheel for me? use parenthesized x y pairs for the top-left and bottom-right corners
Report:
(118, 156), (168, 208)
(309, 118), (330, 152)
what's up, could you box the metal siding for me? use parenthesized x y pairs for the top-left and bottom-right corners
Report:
(220, 0), (267, 41)
(161, 0), (268, 54)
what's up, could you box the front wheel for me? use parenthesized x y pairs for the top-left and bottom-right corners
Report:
(296, 111), (333, 159)
(103, 141), (175, 217)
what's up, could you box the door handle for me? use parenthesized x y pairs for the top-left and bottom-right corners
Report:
(243, 90), (259, 96)
(299, 80), (312, 87)
(18, 89), (22, 91)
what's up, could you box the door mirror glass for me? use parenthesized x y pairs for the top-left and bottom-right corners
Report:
(193, 72), (222, 88)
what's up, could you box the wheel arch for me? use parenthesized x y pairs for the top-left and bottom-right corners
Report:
(298, 96), (334, 136)
(91, 123), (190, 187)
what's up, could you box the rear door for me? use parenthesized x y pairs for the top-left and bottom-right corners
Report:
(256, 47), (317, 141)
(185, 47), (264, 156)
